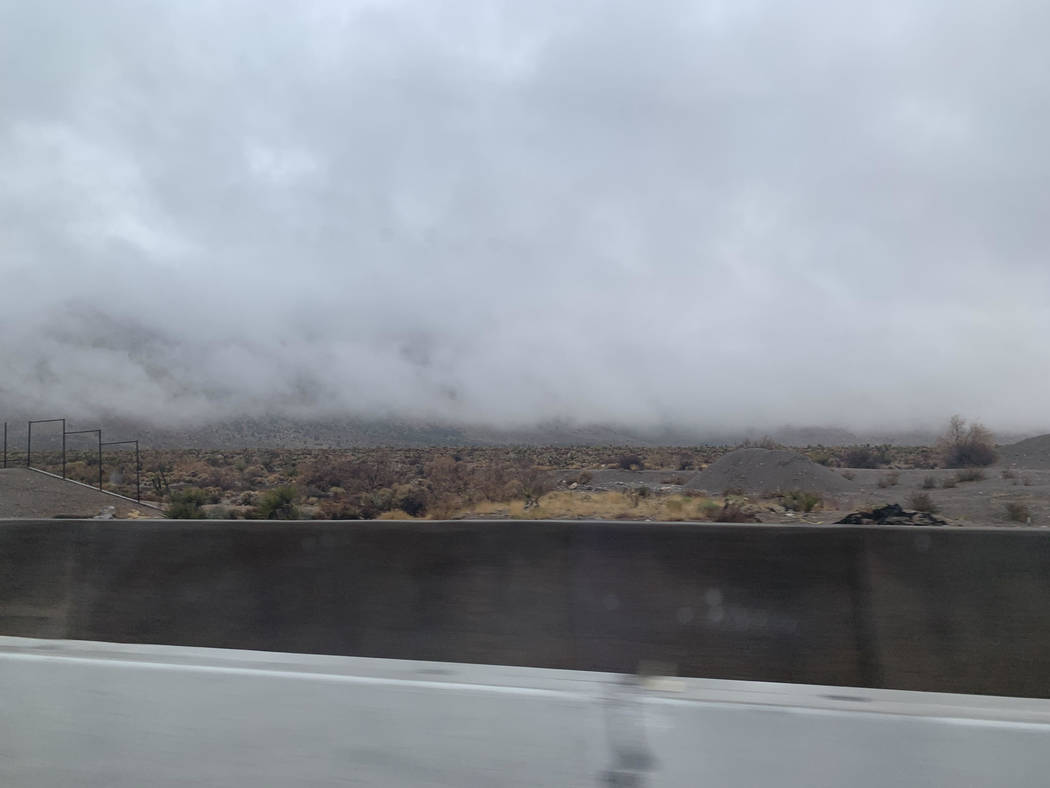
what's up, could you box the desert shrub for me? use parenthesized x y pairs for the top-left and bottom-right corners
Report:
(298, 454), (400, 497)
(809, 449), (835, 467)
(955, 468), (986, 483)
(780, 490), (823, 513)
(840, 470), (856, 480)
(660, 475), (685, 485)
(700, 500), (721, 519)
(427, 495), (461, 520)
(1002, 468), (1018, 480)
(166, 487), (208, 519)
(377, 509), (414, 520)
(877, 471), (900, 488)
(473, 462), (517, 501)
(318, 500), (365, 519)
(576, 471), (593, 485)
(148, 465), (172, 498)
(254, 485), (299, 520)
(616, 453), (644, 470)
(425, 455), (469, 498)
(941, 476), (957, 488)
(1023, 475), (1033, 486)
(921, 475), (938, 489)
(723, 486), (745, 497)
(938, 415), (997, 468)
(740, 436), (781, 450)
(196, 465), (240, 490)
(510, 463), (554, 508)
(841, 445), (889, 469)
(712, 502), (759, 523)
(625, 485), (651, 507)
(1005, 502), (1031, 523)
(908, 492), (939, 513)
(394, 486), (428, 517)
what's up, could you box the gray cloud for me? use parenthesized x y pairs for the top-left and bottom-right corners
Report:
(2, 0), (1049, 433)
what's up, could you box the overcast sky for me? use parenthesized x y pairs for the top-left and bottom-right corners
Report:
(2, 0), (1048, 433)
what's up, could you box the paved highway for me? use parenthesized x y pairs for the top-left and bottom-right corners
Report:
(2, 637), (1049, 787)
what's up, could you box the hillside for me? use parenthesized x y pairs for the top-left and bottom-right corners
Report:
(999, 434), (1050, 469)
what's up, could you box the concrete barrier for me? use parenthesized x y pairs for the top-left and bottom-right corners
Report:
(1, 520), (1048, 696)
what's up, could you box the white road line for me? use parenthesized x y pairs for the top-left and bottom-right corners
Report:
(0, 651), (593, 701)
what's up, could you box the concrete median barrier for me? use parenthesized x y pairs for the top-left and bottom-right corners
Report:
(1, 519), (1048, 696)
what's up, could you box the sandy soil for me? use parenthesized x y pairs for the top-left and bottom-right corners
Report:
(555, 444), (1050, 527)
(809, 467), (1050, 527)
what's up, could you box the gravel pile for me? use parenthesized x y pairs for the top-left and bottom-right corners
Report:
(685, 448), (857, 495)
(998, 434), (1050, 469)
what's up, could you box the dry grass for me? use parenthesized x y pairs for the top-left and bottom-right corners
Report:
(377, 509), (416, 520)
(779, 489), (823, 513)
(457, 490), (721, 521)
(877, 471), (900, 488)
(908, 492), (939, 513)
(100, 443), (967, 518)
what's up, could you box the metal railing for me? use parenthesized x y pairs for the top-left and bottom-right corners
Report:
(3, 417), (142, 502)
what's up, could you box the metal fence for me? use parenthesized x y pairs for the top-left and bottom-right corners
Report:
(3, 417), (141, 502)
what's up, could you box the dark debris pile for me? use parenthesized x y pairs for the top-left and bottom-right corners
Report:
(836, 503), (947, 526)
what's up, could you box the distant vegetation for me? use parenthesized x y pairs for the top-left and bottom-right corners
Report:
(166, 487), (208, 519)
(938, 415), (997, 468)
(908, 492), (939, 514)
(779, 490), (823, 513)
(840, 445), (892, 469)
(254, 485), (300, 520)
(25, 430), (1000, 521)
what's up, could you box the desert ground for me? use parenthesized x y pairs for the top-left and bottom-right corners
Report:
(3, 431), (1049, 526)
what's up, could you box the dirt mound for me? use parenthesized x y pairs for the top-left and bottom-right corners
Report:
(998, 434), (1050, 469)
(836, 503), (947, 526)
(685, 448), (856, 495)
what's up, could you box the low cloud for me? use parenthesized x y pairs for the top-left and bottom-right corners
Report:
(2, 0), (1048, 434)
